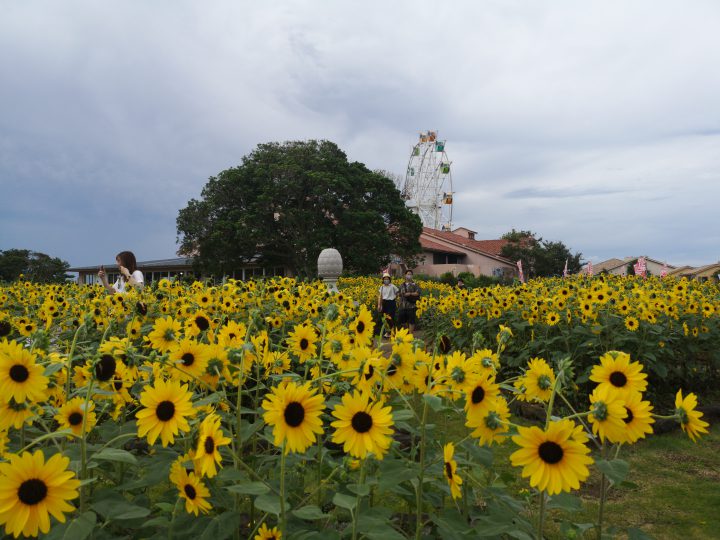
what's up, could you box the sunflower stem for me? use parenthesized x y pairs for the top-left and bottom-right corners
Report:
(280, 444), (288, 535)
(80, 377), (95, 513)
(597, 442), (608, 540)
(414, 397), (429, 540)
(351, 459), (367, 540)
(536, 490), (546, 540)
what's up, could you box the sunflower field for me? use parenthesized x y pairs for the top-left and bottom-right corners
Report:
(0, 275), (716, 539)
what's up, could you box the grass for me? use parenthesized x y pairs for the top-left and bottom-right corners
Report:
(449, 414), (720, 540)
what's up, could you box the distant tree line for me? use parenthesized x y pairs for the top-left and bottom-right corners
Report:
(500, 229), (583, 279)
(0, 249), (71, 283)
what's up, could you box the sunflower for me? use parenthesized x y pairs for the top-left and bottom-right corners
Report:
(330, 391), (394, 460)
(675, 390), (710, 442)
(466, 396), (510, 446)
(169, 339), (210, 382)
(590, 351), (647, 399)
(322, 330), (350, 366)
(464, 373), (500, 418)
(194, 414), (231, 478)
(262, 382), (325, 454)
(126, 319), (142, 340)
(54, 397), (96, 438)
(136, 379), (196, 447)
(519, 358), (555, 402)
(350, 305), (375, 346)
(287, 324), (318, 363)
(255, 522), (282, 539)
(545, 311), (560, 326)
(0, 400), (36, 431)
(0, 340), (49, 404)
(173, 468), (212, 515)
(0, 450), (80, 538)
(616, 391), (654, 444)
(185, 310), (213, 338)
(442, 351), (482, 398)
(443, 442), (463, 499)
(624, 316), (639, 332)
(217, 320), (247, 348)
(263, 350), (291, 376)
(510, 419), (593, 495)
(588, 385), (627, 443)
(146, 316), (183, 353)
(468, 348), (500, 373)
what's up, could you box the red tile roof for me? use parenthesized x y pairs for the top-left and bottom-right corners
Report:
(419, 236), (466, 254)
(422, 227), (510, 258)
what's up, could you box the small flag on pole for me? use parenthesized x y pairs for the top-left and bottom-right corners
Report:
(563, 258), (569, 278)
(586, 261), (593, 276)
(516, 260), (525, 283)
(661, 262), (668, 278)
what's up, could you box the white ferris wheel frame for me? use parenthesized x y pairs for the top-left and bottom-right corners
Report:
(403, 131), (453, 231)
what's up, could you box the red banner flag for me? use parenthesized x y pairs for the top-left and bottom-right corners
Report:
(516, 260), (525, 283)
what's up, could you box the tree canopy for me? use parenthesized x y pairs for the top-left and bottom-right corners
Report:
(176, 140), (423, 277)
(0, 249), (71, 283)
(500, 229), (583, 278)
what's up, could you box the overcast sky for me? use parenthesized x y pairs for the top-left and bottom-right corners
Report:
(1, 1), (719, 269)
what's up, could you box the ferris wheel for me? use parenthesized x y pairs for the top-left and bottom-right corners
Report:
(401, 130), (453, 231)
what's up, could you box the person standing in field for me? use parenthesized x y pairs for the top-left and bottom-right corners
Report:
(398, 270), (421, 334)
(377, 273), (399, 338)
(98, 251), (144, 293)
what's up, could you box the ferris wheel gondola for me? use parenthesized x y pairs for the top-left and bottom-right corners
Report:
(401, 130), (453, 231)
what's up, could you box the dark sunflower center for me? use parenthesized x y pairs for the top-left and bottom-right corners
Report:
(386, 364), (398, 377)
(284, 402), (305, 427)
(0, 320), (11, 337)
(538, 441), (564, 464)
(299, 338), (309, 351)
(195, 316), (210, 331)
(156, 401), (176, 421)
(18, 479), (48, 505)
(68, 412), (83, 426)
(356, 321), (365, 334)
(204, 436), (215, 454)
(95, 355), (116, 382)
(9, 364), (29, 383)
(113, 378), (124, 391)
(445, 462), (453, 480)
(471, 386), (485, 404)
(351, 411), (373, 433)
(184, 484), (197, 500)
(624, 406), (634, 424)
(609, 371), (628, 387)
(181, 353), (195, 367)
(364, 365), (374, 380)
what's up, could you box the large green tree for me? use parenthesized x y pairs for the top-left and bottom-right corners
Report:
(0, 249), (71, 283)
(176, 140), (422, 277)
(500, 229), (583, 278)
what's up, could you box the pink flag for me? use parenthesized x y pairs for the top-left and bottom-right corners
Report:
(587, 261), (593, 276)
(661, 262), (668, 278)
(516, 260), (525, 283)
(563, 258), (568, 278)
(633, 257), (647, 278)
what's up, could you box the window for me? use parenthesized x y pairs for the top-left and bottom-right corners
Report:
(433, 253), (461, 264)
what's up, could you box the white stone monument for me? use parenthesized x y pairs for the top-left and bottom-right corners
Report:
(317, 248), (342, 293)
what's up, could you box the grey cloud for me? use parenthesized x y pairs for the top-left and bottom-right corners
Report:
(503, 186), (631, 199)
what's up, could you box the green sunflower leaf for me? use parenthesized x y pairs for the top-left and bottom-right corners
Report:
(62, 511), (96, 540)
(596, 458), (630, 485)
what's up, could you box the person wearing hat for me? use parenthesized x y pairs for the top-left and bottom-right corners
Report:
(377, 273), (399, 338)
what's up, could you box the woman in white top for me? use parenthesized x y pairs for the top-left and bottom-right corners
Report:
(377, 273), (399, 338)
(98, 251), (144, 293)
